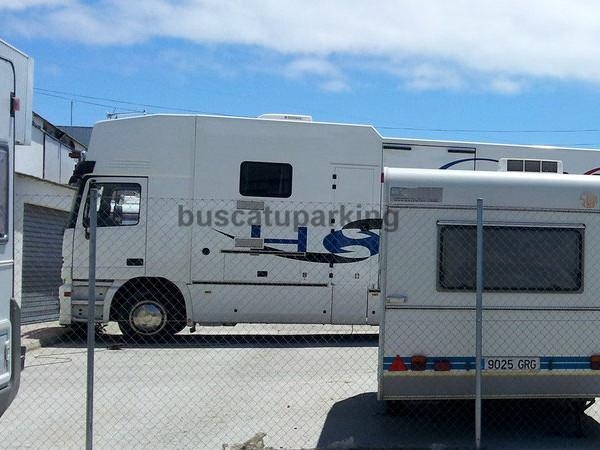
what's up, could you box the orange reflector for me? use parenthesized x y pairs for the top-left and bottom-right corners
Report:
(389, 355), (407, 371)
(411, 355), (427, 371)
(591, 355), (600, 370)
(433, 360), (452, 372)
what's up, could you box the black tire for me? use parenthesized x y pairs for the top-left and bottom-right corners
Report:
(67, 321), (88, 339)
(117, 289), (186, 342)
(67, 321), (105, 339)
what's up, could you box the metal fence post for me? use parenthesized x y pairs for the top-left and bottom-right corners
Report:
(86, 184), (97, 450)
(475, 198), (484, 449)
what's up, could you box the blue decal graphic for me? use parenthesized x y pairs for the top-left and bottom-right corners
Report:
(251, 225), (307, 252)
(439, 157), (498, 170)
(323, 229), (379, 256)
(215, 219), (382, 264)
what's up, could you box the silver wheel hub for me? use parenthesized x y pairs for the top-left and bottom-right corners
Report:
(130, 301), (166, 334)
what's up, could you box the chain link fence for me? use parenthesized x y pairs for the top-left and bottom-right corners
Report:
(380, 202), (600, 448)
(2, 192), (600, 448)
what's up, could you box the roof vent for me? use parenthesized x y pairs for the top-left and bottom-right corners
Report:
(258, 114), (312, 122)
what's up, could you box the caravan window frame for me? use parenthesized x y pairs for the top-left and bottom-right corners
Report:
(437, 221), (584, 293)
(239, 161), (293, 198)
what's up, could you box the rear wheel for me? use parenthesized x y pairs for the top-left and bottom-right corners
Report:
(117, 290), (186, 341)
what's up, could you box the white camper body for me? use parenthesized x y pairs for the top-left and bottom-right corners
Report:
(379, 168), (600, 401)
(58, 113), (600, 339)
(0, 40), (32, 415)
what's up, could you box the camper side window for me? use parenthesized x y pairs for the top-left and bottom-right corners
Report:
(83, 183), (141, 227)
(437, 224), (583, 292)
(239, 161), (292, 198)
(0, 144), (7, 243)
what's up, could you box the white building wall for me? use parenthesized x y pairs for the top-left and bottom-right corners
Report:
(43, 134), (60, 183)
(15, 126), (43, 178)
(16, 122), (78, 184)
(13, 173), (75, 305)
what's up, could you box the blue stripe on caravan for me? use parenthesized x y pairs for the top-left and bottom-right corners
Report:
(383, 356), (593, 371)
(540, 357), (590, 370)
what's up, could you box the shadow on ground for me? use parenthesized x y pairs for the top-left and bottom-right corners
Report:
(21, 325), (66, 341)
(316, 393), (600, 449)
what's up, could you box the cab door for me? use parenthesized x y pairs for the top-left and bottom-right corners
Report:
(72, 177), (147, 281)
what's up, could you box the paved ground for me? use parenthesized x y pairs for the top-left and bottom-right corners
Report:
(2, 323), (600, 449)
(20, 321), (73, 352)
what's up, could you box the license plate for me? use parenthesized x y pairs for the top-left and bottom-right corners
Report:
(484, 357), (540, 371)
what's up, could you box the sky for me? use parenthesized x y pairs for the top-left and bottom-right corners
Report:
(4, 0), (600, 148)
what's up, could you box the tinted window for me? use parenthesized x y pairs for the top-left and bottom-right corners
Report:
(84, 183), (141, 227)
(525, 160), (541, 172)
(438, 224), (583, 292)
(542, 161), (558, 173)
(0, 144), (7, 242)
(239, 161), (292, 198)
(506, 160), (524, 172)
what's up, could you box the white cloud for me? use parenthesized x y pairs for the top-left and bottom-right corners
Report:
(0, 0), (71, 11)
(285, 58), (340, 79)
(284, 58), (349, 92)
(398, 64), (464, 92)
(319, 79), (350, 93)
(490, 78), (524, 95)
(8, 0), (600, 91)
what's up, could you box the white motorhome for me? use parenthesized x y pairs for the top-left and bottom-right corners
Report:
(379, 168), (600, 403)
(59, 113), (600, 339)
(0, 40), (33, 415)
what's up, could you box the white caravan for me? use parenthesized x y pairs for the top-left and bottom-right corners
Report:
(59, 113), (600, 339)
(379, 168), (600, 402)
(0, 41), (33, 415)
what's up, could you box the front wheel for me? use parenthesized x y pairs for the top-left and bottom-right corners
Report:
(117, 290), (186, 341)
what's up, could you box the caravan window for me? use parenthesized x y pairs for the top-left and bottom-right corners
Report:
(0, 144), (7, 243)
(437, 223), (583, 292)
(239, 161), (292, 198)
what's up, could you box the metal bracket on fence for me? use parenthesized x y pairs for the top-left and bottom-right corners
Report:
(475, 198), (484, 450)
(86, 183), (97, 450)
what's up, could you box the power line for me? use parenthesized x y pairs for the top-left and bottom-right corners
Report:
(36, 91), (144, 114)
(34, 87), (236, 116)
(34, 87), (600, 138)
